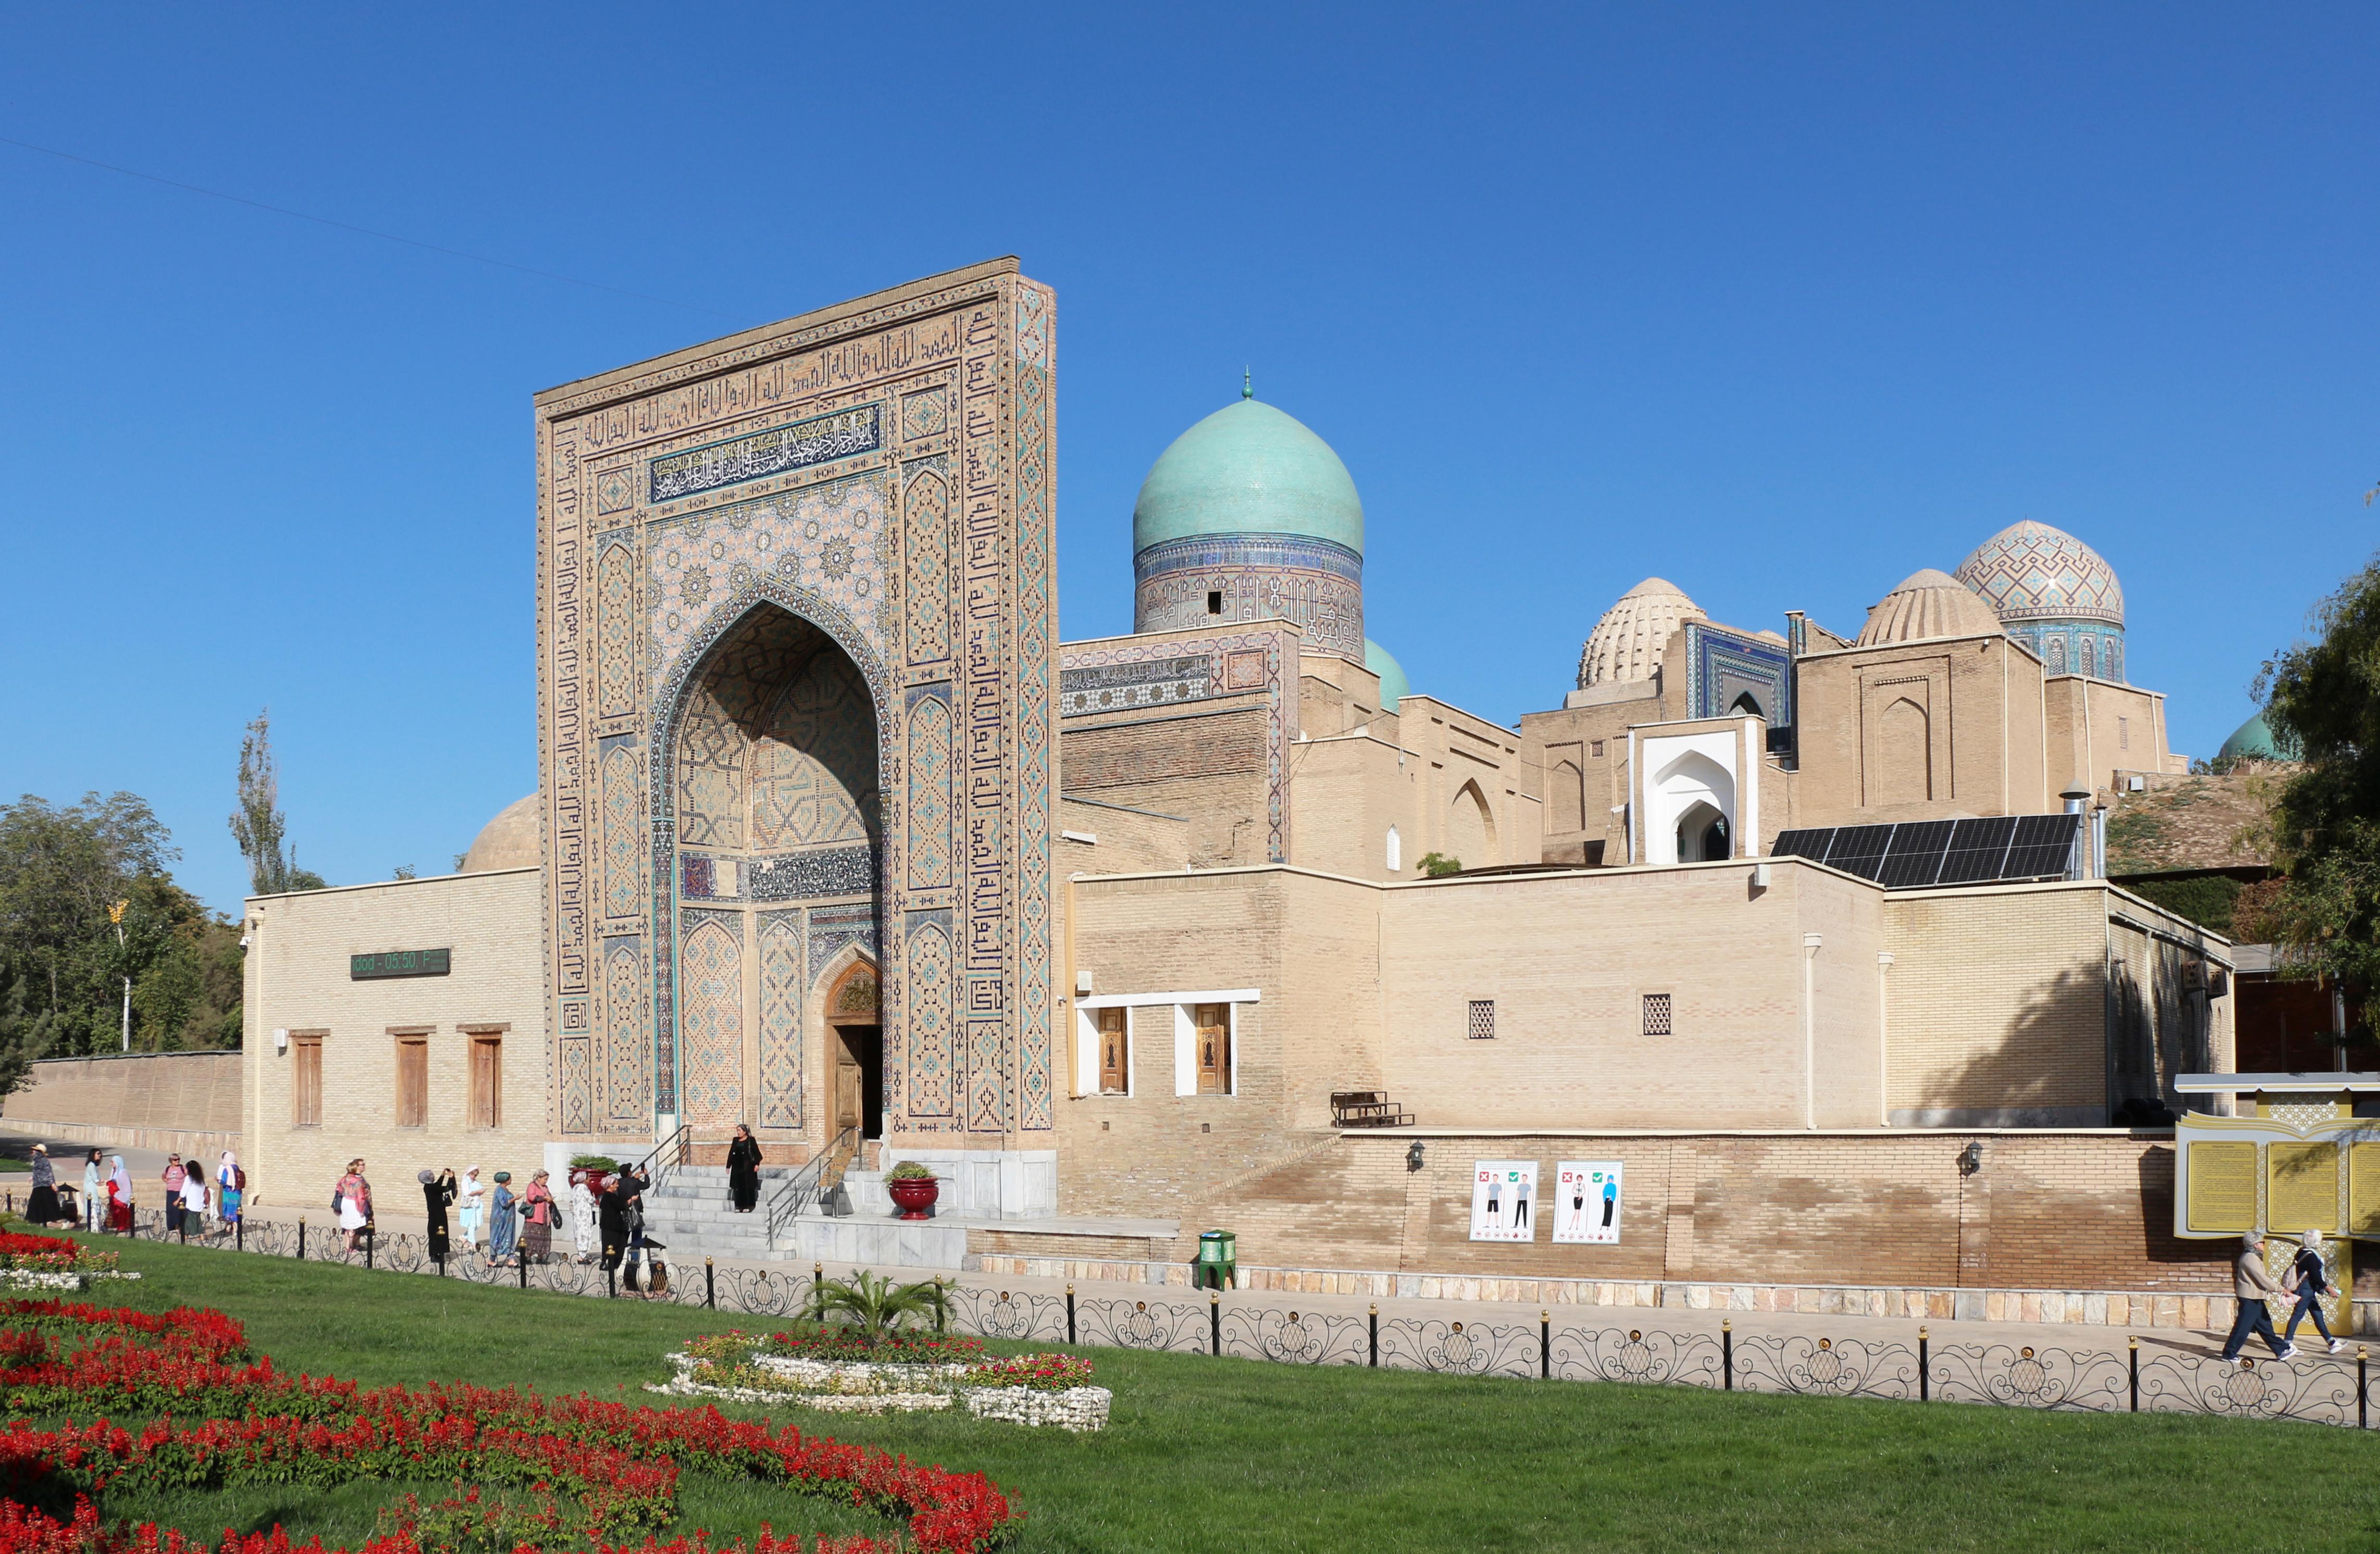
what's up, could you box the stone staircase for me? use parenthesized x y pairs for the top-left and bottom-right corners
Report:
(637, 1160), (968, 1270)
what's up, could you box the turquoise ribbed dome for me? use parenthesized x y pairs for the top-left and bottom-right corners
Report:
(1132, 399), (1364, 557)
(1364, 638), (1409, 712)
(2218, 712), (2300, 763)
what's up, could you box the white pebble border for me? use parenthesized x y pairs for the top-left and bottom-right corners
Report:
(0, 1270), (141, 1291)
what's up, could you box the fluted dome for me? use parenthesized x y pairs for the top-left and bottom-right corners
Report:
(1577, 578), (1701, 689)
(1856, 569), (2004, 646)
(1132, 398), (1364, 557)
(1954, 520), (2124, 626)
(1953, 520), (2129, 681)
(462, 795), (540, 872)
(1365, 637), (1410, 712)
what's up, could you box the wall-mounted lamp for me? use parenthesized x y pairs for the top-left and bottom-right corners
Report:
(1405, 1141), (1426, 1173)
(1075, 969), (1094, 996)
(272, 1029), (289, 1053)
(1957, 1142), (1983, 1176)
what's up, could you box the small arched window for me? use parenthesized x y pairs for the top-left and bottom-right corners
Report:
(1730, 691), (1765, 718)
(1385, 825), (1402, 873)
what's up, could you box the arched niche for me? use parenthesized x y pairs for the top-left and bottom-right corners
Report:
(1645, 747), (1736, 866)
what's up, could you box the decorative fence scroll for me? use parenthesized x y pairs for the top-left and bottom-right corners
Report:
(82, 1207), (2379, 1431)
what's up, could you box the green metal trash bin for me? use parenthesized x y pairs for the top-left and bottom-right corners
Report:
(1195, 1229), (1237, 1290)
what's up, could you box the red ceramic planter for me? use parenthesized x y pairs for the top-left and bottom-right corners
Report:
(887, 1176), (940, 1221)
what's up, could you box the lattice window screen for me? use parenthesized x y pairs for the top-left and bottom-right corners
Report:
(1643, 993), (1672, 1037)
(1467, 999), (1496, 1040)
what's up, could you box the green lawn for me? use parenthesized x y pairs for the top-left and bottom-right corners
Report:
(37, 1234), (2380, 1552)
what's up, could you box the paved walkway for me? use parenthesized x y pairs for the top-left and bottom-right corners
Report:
(5, 1126), (2347, 1377)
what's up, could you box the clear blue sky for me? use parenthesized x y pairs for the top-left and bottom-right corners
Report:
(3, 6), (2373, 916)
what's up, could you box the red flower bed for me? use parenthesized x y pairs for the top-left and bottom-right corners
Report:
(0, 1300), (1018, 1554)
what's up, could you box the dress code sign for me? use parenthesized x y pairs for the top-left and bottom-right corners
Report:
(1553, 1160), (1623, 1245)
(1468, 1161), (1538, 1242)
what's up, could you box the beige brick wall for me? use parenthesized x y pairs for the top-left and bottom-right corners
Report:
(240, 869), (549, 1209)
(1060, 710), (1273, 866)
(1177, 1129), (2228, 1294)
(5, 1052), (241, 1134)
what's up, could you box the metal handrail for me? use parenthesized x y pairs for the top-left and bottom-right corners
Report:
(765, 1126), (857, 1249)
(628, 1124), (693, 1199)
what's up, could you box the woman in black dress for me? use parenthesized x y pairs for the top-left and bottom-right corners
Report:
(598, 1175), (629, 1274)
(726, 1124), (763, 1212)
(420, 1168), (456, 1261)
(24, 1147), (60, 1227)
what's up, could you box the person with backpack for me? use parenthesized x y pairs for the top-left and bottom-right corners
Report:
(2283, 1232), (2346, 1354)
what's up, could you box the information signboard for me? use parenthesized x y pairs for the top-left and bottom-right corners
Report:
(350, 949), (452, 980)
(1551, 1161), (1623, 1245)
(1468, 1161), (1538, 1242)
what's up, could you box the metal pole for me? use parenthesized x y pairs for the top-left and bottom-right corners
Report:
(1066, 1283), (1077, 1346)
(365, 1230), (373, 1270)
(2361, 1347), (2370, 1430)
(298, 1217), (305, 1260)
(705, 1257), (716, 1309)
(235, 1217), (243, 1252)
(437, 1254), (447, 1277)
(2128, 1335), (2139, 1412)
(1918, 1327), (1929, 1401)
(519, 1252), (529, 1290)
(1540, 1311), (1551, 1379)
(1209, 1290), (1221, 1356)
(1369, 1304), (1379, 1367)
(607, 1250), (617, 1299)
(1722, 1320), (1733, 1390)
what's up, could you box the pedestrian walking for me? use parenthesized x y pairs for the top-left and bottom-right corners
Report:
(81, 1152), (103, 1233)
(522, 1170), (556, 1265)
(215, 1151), (243, 1235)
(24, 1147), (60, 1228)
(179, 1161), (209, 1232)
(572, 1169), (600, 1263)
(105, 1157), (132, 1233)
(2220, 1230), (2295, 1362)
(457, 1165), (486, 1248)
(727, 1124), (763, 1213)
(489, 1171), (519, 1265)
(420, 1168), (455, 1262)
(597, 1172), (629, 1279)
(2283, 1233), (2346, 1354)
(337, 1159), (374, 1253)
(162, 1154), (187, 1235)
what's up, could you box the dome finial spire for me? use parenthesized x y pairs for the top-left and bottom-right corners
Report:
(1242, 367), (1253, 401)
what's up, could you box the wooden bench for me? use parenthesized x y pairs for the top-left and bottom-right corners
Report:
(1330, 1090), (1415, 1128)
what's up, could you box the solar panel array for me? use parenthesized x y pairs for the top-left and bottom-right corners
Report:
(1769, 812), (2082, 889)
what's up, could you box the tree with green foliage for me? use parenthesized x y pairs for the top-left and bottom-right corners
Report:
(229, 710), (325, 895)
(0, 793), (241, 1068)
(1416, 851), (1462, 878)
(2254, 552), (2380, 1036)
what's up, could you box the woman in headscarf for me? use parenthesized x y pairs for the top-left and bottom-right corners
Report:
(337, 1158), (373, 1253)
(81, 1151), (103, 1233)
(727, 1124), (763, 1213)
(488, 1171), (519, 1265)
(105, 1157), (132, 1233)
(571, 1168), (600, 1263)
(420, 1168), (454, 1262)
(597, 1172), (629, 1279)
(456, 1165), (486, 1250)
(215, 1151), (242, 1236)
(521, 1170), (556, 1265)
(24, 1146), (59, 1228)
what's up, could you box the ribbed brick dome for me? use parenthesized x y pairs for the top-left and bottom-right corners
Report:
(1856, 569), (2003, 646)
(1577, 578), (1701, 689)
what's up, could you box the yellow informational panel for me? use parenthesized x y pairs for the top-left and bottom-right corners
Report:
(2350, 1143), (2380, 1235)
(2188, 1142), (2260, 1233)
(2269, 1141), (2341, 1236)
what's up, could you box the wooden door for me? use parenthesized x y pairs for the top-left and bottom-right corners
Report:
(834, 1031), (864, 1136)
(1194, 1003), (1231, 1096)
(292, 1036), (323, 1126)
(1097, 1008), (1127, 1094)
(469, 1035), (502, 1128)
(395, 1037), (428, 1127)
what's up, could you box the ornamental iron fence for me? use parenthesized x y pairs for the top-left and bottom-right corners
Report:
(59, 1204), (2379, 1431)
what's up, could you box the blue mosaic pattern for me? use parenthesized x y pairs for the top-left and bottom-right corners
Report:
(748, 846), (876, 901)
(648, 403), (881, 503)
(1132, 533), (1364, 660)
(1685, 624), (1792, 727)
(1060, 653), (1214, 715)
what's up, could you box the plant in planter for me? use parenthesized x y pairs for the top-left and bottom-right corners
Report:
(885, 1160), (940, 1220)
(803, 1269), (950, 1341)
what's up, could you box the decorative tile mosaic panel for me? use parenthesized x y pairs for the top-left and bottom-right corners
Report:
(679, 917), (745, 1128)
(906, 912), (955, 1119)
(1685, 624), (1792, 728)
(603, 938), (646, 1125)
(600, 744), (641, 921)
(758, 913), (803, 1129)
(598, 542), (637, 720)
(748, 846), (875, 901)
(1133, 533), (1364, 660)
(808, 902), (877, 978)
(906, 688), (953, 888)
(903, 466), (953, 665)
(1059, 653), (1214, 715)
(648, 403), (881, 504)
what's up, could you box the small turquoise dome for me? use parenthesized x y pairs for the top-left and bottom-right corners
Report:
(2218, 712), (2300, 763)
(1364, 638), (1409, 712)
(1132, 399), (1364, 557)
